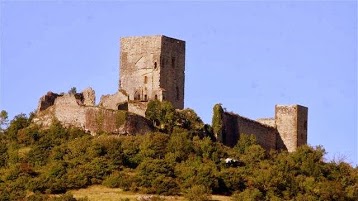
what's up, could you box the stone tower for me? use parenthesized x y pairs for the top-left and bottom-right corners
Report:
(275, 105), (308, 152)
(119, 35), (185, 109)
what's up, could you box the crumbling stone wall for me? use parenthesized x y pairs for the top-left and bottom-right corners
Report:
(53, 94), (87, 129)
(37, 92), (60, 112)
(82, 87), (96, 106)
(99, 91), (128, 110)
(35, 88), (153, 135)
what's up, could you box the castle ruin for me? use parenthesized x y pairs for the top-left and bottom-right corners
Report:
(35, 35), (307, 152)
(220, 104), (308, 152)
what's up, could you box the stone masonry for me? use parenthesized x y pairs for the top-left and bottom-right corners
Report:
(34, 88), (153, 135)
(34, 34), (308, 152)
(219, 105), (308, 152)
(120, 35), (185, 110)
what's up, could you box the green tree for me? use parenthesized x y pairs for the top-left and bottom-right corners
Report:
(68, 87), (77, 95)
(212, 104), (223, 142)
(145, 100), (176, 133)
(0, 110), (8, 132)
(6, 113), (29, 141)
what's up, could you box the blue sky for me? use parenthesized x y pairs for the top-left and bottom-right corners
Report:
(1, 1), (357, 165)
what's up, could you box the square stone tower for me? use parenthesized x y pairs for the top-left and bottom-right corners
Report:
(119, 35), (185, 109)
(275, 105), (308, 152)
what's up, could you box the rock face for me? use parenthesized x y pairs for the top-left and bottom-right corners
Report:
(34, 88), (153, 135)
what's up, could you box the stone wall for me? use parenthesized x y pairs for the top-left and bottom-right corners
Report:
(119, 35), (185, 109)
(37, 92), (60, 112)
(296, 105), (308, 148)
(99, 91), (128, 110)
(84, 107), (152, 135)
(221, 112), (278, 150)
(222, 112), (239, 147)
(236, 115), (277, 151)
(128, 102), (148, 117)
(53, 94), (87, 129)
(160, 36), (185, 109)
(256, 118), (276, 127)
(120, 36), (162, 102)
(275, 105), (308, 152)
(35, 89), (153, 136)
(220, 104), (308, 152)
(82, 87), (96, 106)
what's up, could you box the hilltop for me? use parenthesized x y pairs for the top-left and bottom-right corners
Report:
(0, 101), (357, 201)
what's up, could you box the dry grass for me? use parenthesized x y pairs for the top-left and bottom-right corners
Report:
(70, 185), (231, 201)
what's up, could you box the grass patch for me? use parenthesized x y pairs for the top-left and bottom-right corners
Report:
(70, 185), (231, 201)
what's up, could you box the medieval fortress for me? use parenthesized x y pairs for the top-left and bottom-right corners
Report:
(35, 35), (308, 152)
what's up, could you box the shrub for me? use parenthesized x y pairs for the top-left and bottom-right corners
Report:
(184, 185), (212, 201)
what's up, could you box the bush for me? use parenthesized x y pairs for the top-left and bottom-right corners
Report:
(231, 188), (263, 201)
(184, 185), (212, 201)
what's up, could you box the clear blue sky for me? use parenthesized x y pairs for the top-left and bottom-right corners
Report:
(1, 1), (357, 165)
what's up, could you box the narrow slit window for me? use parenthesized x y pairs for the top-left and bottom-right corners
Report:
(154, 62), (157, 69)
(171, 57), (175, 68)
(144, 76), (148, 84)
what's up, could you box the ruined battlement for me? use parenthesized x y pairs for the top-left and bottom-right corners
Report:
(34, 88), (153, 135)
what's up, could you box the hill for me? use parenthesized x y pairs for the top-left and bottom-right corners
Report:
(0, 102), (357, 201)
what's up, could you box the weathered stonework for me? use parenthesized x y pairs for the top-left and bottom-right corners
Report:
(256, 118), (276, 128)
(37, 91), (60, 112)
(99, 91), (128, 110)
(275, 105), (308, 152)
(82, 87), (96, 106)
(219, 104), (308, 152)
(120, 35), (185, 110)
(34, 88), (153, 135)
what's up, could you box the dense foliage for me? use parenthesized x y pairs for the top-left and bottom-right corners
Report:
(0, 102), (357, 200)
